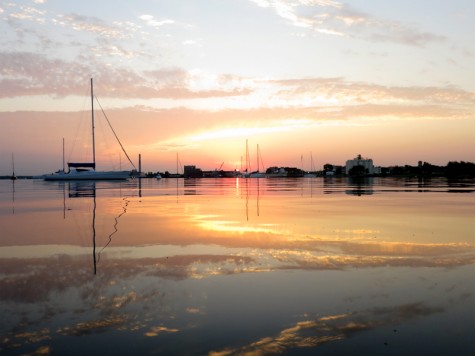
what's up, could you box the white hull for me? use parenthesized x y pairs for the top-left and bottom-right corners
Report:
(44, 170), (130, 181)
(43, 79), (134, 182)
(249, 172), (266, 178)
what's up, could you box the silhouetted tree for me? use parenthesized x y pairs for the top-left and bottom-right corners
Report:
(348, 165), (368, 177)
(446, 161), (475, 177)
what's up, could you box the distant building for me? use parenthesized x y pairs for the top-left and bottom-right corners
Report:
(184, 165), (203, 178)
(346, 154), (375, 175)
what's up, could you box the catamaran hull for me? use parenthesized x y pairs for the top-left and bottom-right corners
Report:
(44, 171), (131, 181)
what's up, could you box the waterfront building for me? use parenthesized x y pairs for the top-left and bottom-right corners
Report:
(184, 165), (203, 178)
(346, 154), (376, 175)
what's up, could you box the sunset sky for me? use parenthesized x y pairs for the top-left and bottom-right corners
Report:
(1, 0), (474, 175)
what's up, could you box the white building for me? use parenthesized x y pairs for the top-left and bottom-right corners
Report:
(346, 154), (375, 175)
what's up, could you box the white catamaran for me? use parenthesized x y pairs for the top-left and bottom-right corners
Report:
(44, 79), (133, 181)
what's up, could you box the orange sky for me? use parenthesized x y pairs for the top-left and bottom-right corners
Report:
(1, 1), (474, 174)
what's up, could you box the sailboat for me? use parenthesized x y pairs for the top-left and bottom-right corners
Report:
(44, 79), (132, 181)
(304, 152), (317, 178)
(168, 153), (183, 178)
(249, 144), (266, 178)
(10, 153), (17, 180)
(242, 139), (252, 178)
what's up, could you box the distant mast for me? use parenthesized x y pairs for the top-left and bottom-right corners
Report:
(245, 140), (248, 172)
(257, 144), (260, 173)
(62, 138), (65, 172)
(11, 153), (17, 180)
(245, 139), (250, 172)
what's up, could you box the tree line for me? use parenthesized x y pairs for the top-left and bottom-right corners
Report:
(349, 161), (475, 177)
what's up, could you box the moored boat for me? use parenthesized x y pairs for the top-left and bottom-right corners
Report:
(44, 79), (133, 181)
(44, 165), (131, 181)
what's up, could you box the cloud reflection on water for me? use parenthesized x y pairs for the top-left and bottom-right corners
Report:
(210, 302), (446, 355)
(1, 243), (473, 307)
(1, 178), (474, 354)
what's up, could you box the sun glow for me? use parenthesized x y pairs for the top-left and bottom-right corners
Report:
(188, 123), (310, 142)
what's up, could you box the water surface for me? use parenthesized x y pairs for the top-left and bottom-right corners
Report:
(1, 177), (474, 355)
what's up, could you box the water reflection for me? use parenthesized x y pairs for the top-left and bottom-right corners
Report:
(184, 178), (198, 195)
(210, 302), (447, 355)
(345, 177), (374, 195)
(11, 179), (15, 215)
(62, 181), (130, 275)
(0, 178), (474, 355)
(68, 181), (97, 198)
(67, 182), (98, 274)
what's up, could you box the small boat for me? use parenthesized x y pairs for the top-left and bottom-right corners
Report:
(44, 79), (132, 181)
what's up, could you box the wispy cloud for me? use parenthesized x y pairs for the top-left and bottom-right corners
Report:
(143, 120), (316, 152)
(0, 52), (252, 99)
(273, 77), (475, 108)
(2, 50), (473, 116)
(138, 14), (174, 28)
(7, 4), (47, 22)
(57, 13), (126, 38)
(249, 0), (446, 46)
(1, 3), (182, 67)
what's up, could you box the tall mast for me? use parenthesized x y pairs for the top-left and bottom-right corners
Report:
(62, 138), (65, 172)
(90, 78), (96, 168)
(245, 140), (248, 172)
(10, 152), (17, 180)
(256, 144), (259, 172)
(245, 139), (249, 172)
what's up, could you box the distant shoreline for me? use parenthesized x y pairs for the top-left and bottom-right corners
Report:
(2, 174), (475, 180)
(2, 160), (474, 180)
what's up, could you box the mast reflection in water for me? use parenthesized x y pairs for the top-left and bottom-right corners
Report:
(0, 177), (474, 355)
(68, 182), (98, 274)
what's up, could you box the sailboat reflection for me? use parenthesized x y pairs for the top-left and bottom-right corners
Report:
(243, 178), (261, 221)
(11, 178), (15, 215)
(67, 182), (128, 275)
(68, 182), (97, 274)
(68, 181), (96, 198)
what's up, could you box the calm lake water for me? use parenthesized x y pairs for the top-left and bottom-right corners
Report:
(1, 177), (474, 355)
